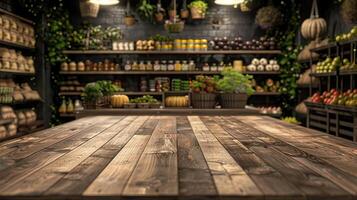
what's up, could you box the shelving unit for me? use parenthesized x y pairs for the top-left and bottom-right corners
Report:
(58, 49), (282, 121)
(306, 38), (357, 141)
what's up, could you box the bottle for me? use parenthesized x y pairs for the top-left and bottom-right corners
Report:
(139, 61), (146, 71)
(154, 60), (161, 71)
(189, 60), (196, 71)
(174, 60), (182, 71)
(210, 63), (218, 71)
(132, 61), (139, 71)
(59, 99), (66, 114)
(218, 61), (225, 71)
(182, 60), (189, 71)
(67, 99), (74, 113)
(168, 60), (175, 71)
(146, 61), (153, 71)
(161, 60), (167, 71)
(124, 61), (131, 71)
(227, 62), (233, 68)
(202, 63), (210, 71)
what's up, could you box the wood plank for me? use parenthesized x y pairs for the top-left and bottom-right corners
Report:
(219, 116), (352, 198)
(176, 116), (217, 196)
(46, 117), (154, 195)
(187, 116), (261, 196)
(0, 116), (146, 195)
(123, 116), (178, 196)
(83, 135), (151, 196)
(231, 116), (357, 195)
(200, 116), (302, 199)
(0, 116), (121, 176)
(0, 116), (103, 157)
(135, 116), (159, 135)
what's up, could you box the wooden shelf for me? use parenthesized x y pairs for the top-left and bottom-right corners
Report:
(59, 71), (221, 75)
(340, 70), (357, 75)
(310, 72), (337, 77)
(59, 113), (76, 118)
(0, 119), (14, 126)
(59, 92), (82, 96)
(0, 69), (35, 75)
(63, 50), (282, 55)
(244, 71), (281, 75)
(0, 40), (35, 51)
(0, 7), (35, 25)
(58, 91), (281, 96)
(251, 92), (281, 96)
(310, 42), (337, 52)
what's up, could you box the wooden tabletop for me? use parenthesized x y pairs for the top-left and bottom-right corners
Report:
(0, 116), (356, 200)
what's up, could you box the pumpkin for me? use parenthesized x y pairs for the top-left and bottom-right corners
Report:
(165, 96), (188, 107)
(111, 95), (129, 108)
(301, 0), (327, 40)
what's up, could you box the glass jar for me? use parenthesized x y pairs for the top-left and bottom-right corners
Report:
(182, 60), (189, 71)
(161, 60), (167, 71)
(188, 60), (196, 71)
(210, 63), (218, 71)
(168, 60), (175, 71)
(146, 61), (153, 71)
(132, 61), (139, 71)
(203, 63), (210, 71)
(139, 61), (146, 71)
(125, 61), (131, 71)
(218, 61), (225, 71)
(154, 60), (161, 71)
(174, 60), (182, 71)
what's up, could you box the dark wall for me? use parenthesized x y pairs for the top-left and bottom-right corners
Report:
(68, 0), (264, 41)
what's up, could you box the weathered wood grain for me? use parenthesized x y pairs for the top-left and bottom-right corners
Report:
(0, 116), (145, 195)
(220, 116), (352, 198)
(188, 116), (262, 196)
(176, 116), (217, 196)
(123, 116), (178, 196)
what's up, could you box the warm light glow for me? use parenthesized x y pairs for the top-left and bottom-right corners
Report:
(89, 0), (119, 5)
(214, 0), (244, 6)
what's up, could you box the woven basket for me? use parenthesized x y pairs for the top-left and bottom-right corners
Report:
(191, 93), (216, 109)
(80, 0), (100, 18)
(190, 7), (205, 19)
(220, 93), (248, 109)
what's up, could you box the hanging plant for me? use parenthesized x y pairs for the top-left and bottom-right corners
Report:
(168, 0), (177, 20)
(188, 0), (208, 19)
(154, 0), (165, 23)
(301, 0), (327, 40)
(341, 0), (357, 24)
(255, 5), (282, 29)
(79, 0), (100, 18)
(137, 0), (156, 23)
(124, 0), (136, 26)
(180, 0), (189, 19)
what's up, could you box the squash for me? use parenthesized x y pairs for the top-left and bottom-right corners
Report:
(301, 0), (327, 40)
(165, 96), (188, 107)
(111, 95), (129, 108)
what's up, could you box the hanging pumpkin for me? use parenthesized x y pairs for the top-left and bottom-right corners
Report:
(301, 0), (327, 40)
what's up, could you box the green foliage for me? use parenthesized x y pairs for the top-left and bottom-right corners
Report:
(217, 68), (255, 95)
(137, 0), (156, 22)
(82, 83), (103, 102)
(130, 95), (159, 103)
(150, 34), (173, 42)
(188, 0), (208, 13)
(96, 81), (119, 96)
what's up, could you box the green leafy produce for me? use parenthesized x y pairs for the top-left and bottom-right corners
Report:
(82, 83), (103, 102)
(191, 75), (219, 93)
(282, 117), (299, 124)
(217, 68), (255, 95)
(96, 81), (119, 96)
(188, 0), (208, 13)
(130, 95), (159, 103)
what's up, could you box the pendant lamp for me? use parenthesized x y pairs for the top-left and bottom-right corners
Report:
(214, 0), (244, 6)
(89, 0), (119, 5)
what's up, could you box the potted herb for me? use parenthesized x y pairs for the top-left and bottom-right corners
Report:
(96, 81), (119, 107)
(180, 0), (189, 19)
(124, 0), (136, 26)
(217, 68), (255, 108)
(82, 82), (103, 109)
(154, 0), (165, 23)
(190, 75), (218, 109)
(146, 95), (161, 108)
(137, 0), (155, 23)
(188, 0), (208, 19)
(168, 0), (177, 20)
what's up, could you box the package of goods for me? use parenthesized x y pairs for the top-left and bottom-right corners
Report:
(16, 111), (26, 125)
(0, 126), (6, 139)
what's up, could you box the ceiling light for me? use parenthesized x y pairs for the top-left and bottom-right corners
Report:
(214, 0), (244, 6)
(89, 0), (119, 5)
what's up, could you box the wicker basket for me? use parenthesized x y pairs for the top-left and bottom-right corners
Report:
(137, 103), (150, 109)
(190, 7), (205, 19)
(80, 0), (100, 18)
(124, 16), (136, 26)
(191, 93), (216, 109)
(164, 22), (185, 33)
(220, 93), (248, 109)
(124, 103), (136, 109)
(84, 101), (98, 109)
(150, 103), (161, 109)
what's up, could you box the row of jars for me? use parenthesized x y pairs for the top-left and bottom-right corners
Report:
(124, 60), (197, 71)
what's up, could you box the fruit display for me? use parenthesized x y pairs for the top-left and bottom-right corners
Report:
(340, 58), (357, 71)
(61, 60), (119, 72)
(309, 89), (357, 107)
(128, 95), (161, 109)
(111, 95), (129, 108)
(251, 78), (280, 93)
(191, 75), (217, 93)
(165, 96), (189, 107)
(16, 109), (37, 126)
(335, 26), (357, 42)
(0, 79), (41, 103)
(210, 36), (277, 50)
(0, 48), (35, 73)
(246, 58), (280, 72)
(282, 117), (300, 124)
(315, 57), (341, 73)
(0, 14), (36, 48)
